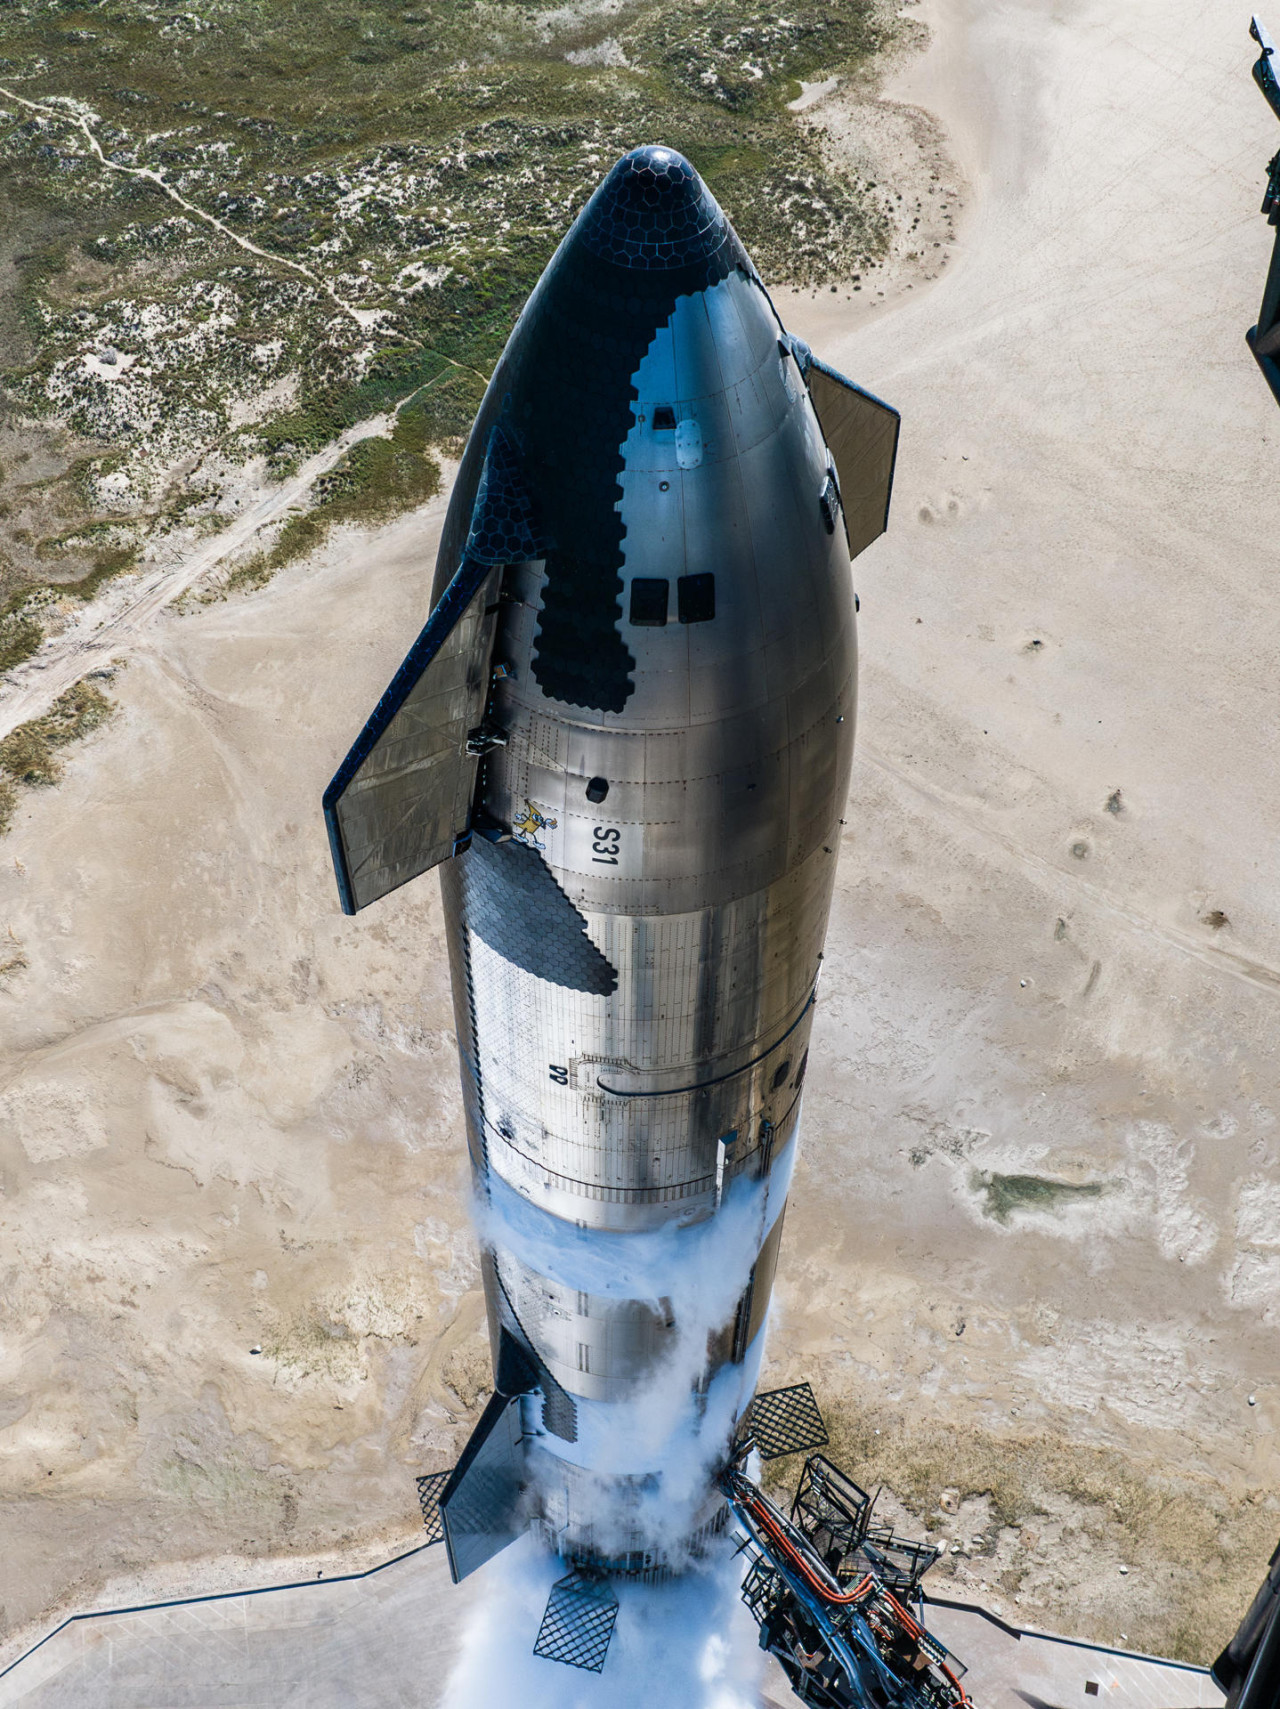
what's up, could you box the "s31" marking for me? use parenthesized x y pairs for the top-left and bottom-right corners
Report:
(591, 825), (621, 865)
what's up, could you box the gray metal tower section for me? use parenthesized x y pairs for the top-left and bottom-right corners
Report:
(437, 229), (854, 1567)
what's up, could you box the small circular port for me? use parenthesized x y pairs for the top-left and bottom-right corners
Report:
(586, 777), (609, 804)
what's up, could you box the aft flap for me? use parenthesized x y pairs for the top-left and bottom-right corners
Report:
(794, 344), (900, 560)
(323, 425), (545, 915)
(439, 1388), (530, 1584)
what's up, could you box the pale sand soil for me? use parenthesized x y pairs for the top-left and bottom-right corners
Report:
(769, 0), (1280, 1662)
(2, 0), (1279, 1673)
(0, 502), (488, 1652)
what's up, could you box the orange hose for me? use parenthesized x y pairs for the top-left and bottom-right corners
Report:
(880, 1589), (970, 1702)
(739, 1488), (971, 1706)
(744, 1491), (872, 1606)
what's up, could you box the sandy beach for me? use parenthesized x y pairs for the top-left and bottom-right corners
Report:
(1, 0), (1278, 1675)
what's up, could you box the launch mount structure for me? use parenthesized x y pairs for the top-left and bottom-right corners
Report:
(723, 1386), (968, 1709)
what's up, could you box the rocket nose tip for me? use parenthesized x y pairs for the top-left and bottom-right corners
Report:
(578, 143), (728, 271)
(622, 142), (696, 184)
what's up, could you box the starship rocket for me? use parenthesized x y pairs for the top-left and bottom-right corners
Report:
(323, 146), (898, 1589)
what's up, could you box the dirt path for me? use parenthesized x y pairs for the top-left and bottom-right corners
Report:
(0, 410), (398, 741)
(0, 84), (376, 328)
(0, 84), (492, 748)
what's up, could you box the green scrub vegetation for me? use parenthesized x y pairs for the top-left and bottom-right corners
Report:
(0, 0), (897, 636)
(974, 1171), (1109, 1224)
(0, 676), (115, 830)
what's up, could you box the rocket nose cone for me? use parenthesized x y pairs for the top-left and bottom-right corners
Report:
(578, 144), (729, 270)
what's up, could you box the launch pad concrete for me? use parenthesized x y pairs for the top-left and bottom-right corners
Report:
(0, 1548), (468, 1709)
(923, 1602), (1223, 1709)
(0, 1549), (1223, 1709)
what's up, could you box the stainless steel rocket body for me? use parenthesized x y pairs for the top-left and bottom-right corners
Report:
(324, 146), (896, 1581)
(433, 156), (855, 1570)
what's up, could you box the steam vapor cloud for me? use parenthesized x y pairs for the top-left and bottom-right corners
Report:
(442, 1538), (764, 1709)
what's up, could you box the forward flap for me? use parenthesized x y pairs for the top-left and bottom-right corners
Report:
(323, 426), (544, 914)
(805, 355), (900, 560)
(323, 555), (499, 913)
(782, 334), (900, 561)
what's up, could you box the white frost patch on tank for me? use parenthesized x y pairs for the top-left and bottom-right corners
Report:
(443, 1535), (761, 1709)
(478, 1161), (788, 1555)
(479, 1161), (787, 1304)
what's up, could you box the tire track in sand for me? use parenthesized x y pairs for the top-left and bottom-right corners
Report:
(862, 743), (1280, 1000)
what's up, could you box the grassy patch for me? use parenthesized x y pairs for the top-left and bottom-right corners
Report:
(0, 540), (138, 678)
(34, 538), (139, 599)
(770, 1395), (1278, 1665)
(973, 1171), (1108, 1224)
(0, 609), (43, 675)
(226, 431), (441, 593)
(72, 542), (138, 598)
(0, 0), (897, 643)
(0, 678), (115, 796)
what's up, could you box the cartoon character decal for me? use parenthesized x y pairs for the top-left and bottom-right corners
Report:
(511, 800), (558, 850)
